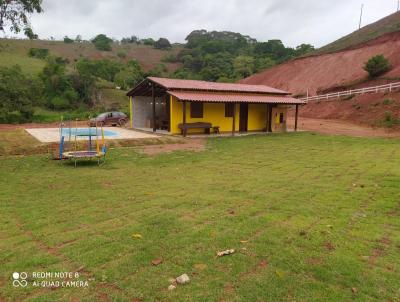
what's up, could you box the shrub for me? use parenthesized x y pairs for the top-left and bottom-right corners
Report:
(383, 98), (394, 105)
(91, 34), (113, 51)
(117, 50), (127, 58)
(63, 36), (74, 44)
(0, 65), (36, 123)
(363, 55), (390, 78)
(28, 48), (49, 59)
(154, 38), (171, 49)
(51, 97), (70, 110)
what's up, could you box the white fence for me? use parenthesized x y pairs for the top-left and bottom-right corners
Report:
(301, 82), (400, 102)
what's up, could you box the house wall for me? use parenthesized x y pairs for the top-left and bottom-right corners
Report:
(170, 96), (240, 134)
(138, 95), (290, 135)
(248, 104), (268, 131)
(131, 96), (165, 128)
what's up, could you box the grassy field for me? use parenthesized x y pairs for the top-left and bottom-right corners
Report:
(0, 133), (399, 301)
(0, 39), (182, 74)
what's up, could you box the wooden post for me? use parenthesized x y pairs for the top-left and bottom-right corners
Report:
(182, 101), (187, 137)
(232, 103), (236, 136)
(152, 83), (156, 132)
(265, 104), (270, 133)
(294, 104), (299, 132)
(267, 105), (273, 132)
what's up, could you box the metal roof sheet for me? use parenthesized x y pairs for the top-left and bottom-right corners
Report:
(147, 77), (290, 95)
(168, 90), (306, 105)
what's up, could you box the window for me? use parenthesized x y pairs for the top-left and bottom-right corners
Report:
(225, 103), (234, 117)
(190, 102), (203, 118)
(279, 113), (284, 123)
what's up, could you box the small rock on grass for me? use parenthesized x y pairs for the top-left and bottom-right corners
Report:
(151, 258), (163, 266)
(217, 249), (235, 257)
(176, 274), (190, 284)
(168, 284), (176, 291)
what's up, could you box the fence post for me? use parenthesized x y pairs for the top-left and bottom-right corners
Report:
(390, 83), (392, 92)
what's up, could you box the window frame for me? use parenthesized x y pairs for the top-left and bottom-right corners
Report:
(279, 112), (284, 123)
(190, 102), (204, 118)
(225, 103), (235, 117)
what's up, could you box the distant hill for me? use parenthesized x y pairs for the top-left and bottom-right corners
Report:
(0, 38), (183, 75)
(240, 12), (400, 96)
(312, 11), (400, 56)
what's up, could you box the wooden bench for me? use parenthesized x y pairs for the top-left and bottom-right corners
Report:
(178, 122), (212, 136)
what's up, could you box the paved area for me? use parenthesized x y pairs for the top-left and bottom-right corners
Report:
(26, 127), (158, 143)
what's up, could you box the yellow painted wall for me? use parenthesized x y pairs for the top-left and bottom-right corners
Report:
(170, 96), (240, 134)
(248, 104), (267, 131)
(169, 96), (288, 134)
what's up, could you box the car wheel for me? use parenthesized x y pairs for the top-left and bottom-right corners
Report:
(118, 119), (126, 126)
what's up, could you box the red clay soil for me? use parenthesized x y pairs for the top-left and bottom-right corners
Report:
(240, 32), (400, 96)
(296, 91), (400, 127)
(287, 116), (400, 138)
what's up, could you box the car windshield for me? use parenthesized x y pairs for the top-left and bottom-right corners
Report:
(97, 113), (108, 118)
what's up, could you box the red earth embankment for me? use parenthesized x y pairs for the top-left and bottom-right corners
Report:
(241, 32), (400, 96)
(293, 91), (400, 129)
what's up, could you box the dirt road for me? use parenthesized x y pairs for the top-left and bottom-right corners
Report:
(287, 117), (400, 138)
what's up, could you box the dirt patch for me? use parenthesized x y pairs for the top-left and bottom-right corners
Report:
(287, 116), (400, 138)
(292, 91), (400, 129)
(138, 138), (206, 155)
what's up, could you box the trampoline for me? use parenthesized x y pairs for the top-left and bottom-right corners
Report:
(58, 118), (108, 167)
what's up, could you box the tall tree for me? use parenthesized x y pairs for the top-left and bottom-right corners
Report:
(0, 0), (43, 37)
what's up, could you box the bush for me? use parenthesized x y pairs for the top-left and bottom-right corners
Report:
(117, 50), (127, 58)
(162, 53), (178, 63)
(383, 98), (394, 105)
(364, 55), (390, 78)
(51, 97), (70, 110)
(63, 36), (74, 44)
(28, 48), (49, 59)
(91, 34), (113, 51)
(154, 38), (171, 49)
(0, 65), (36, 123)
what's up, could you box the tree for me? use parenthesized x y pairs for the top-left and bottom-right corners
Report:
(0, 65), (36, 123)
(363, 55), (390, 78)
(75, 35), (82, 43)
(63, 36), (74, 44)
(91, 34), (113, 51)
(154, 38), (171, 49)
(0, 0), (43, 38)
(295, 44), (315, 56)
(234, 55), (255, 78)
(114, 60), (143, 90)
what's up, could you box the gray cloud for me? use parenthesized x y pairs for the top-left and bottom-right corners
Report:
(18, 0), (400, 47)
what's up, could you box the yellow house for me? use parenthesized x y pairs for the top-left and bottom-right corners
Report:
(126, 77), (306, 136)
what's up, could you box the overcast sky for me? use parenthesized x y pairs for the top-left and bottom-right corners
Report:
(12, 0), (400, 47)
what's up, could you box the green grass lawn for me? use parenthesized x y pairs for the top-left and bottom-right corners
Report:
(0, 133), (399, 301)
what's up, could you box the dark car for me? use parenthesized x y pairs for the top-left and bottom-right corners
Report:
(88, 112), (128, 127)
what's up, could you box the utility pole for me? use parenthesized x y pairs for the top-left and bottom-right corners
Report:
(359, 4), (364, 30)
(397, 0), (399, 12)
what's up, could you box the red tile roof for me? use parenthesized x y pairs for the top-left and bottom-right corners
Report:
(168, 91), (306, 105)
(148, 77), (289, 95)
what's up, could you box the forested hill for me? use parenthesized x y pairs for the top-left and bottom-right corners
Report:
(169, 30), (314, 82)
(0, 31), (314, 124)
